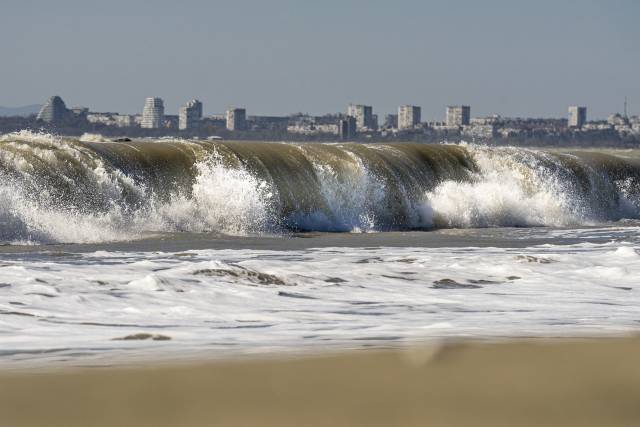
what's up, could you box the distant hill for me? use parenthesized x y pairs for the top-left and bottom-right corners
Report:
(0, 105), (42, 117)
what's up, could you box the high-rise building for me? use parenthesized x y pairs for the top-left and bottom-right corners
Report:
(384, 114), (398, 129)
(37, 96), (68, 123)
(339, 116), (357, 140)
(141, 97), (165, 129)
(568, 106), (587, 128)
(398, 105), (421, 130)
(347, 104), (375, 130)
(446, 105), (471, 127)
(226, 108), (247, 131)
(371, 114), (379, 130)
(179, 99), (203, 130)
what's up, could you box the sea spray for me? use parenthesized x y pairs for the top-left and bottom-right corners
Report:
(423, 146), (594, 228)
(1, 131), (640, 244)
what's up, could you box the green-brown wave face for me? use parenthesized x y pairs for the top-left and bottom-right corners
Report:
(1, 131), (640, 244)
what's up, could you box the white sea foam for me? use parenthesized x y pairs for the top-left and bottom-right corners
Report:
(189, 155), (275, 234)
(0, 135), (277, 242)
(422, 145), (638, 228)
(0, 238), (638, 366)
(423, 161), (574, 228)
(136, 155), (276, 236)
(290, 151), (384, 232)
(79, 133), (109, 143)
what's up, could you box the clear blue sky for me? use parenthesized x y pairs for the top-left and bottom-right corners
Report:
(1, 0), (638, 119)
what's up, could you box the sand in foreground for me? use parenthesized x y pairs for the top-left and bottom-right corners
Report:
(2, 338), (640, 427)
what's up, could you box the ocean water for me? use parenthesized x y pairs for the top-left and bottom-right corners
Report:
(0, 131), (639, 367)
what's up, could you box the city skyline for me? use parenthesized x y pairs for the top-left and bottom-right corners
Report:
(29, 93), (640, 138)
(31, 94), (620, 124)
(1, 0), (638, 119)
(7, 85), (638, 124)
(20, 93), (635, 123)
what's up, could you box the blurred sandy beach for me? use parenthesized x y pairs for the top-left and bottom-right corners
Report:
(2, 337), (639, 427)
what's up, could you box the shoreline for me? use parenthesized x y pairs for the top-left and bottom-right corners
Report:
(2, 337), (639, 426)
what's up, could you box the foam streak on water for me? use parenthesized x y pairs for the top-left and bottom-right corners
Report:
(0, 238), (638, 366)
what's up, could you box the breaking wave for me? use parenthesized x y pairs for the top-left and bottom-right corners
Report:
(1, 130), (640, 244)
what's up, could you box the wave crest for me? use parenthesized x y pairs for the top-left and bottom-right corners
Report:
(1, 133), (640, 244)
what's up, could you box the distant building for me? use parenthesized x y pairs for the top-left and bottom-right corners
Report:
(347, 104), (375, 131)
(200, 115), (226, 128)
(384, 114), (398, 129)
(226, 108), (247, 131)
(70, 107), (89, 116)
(607, 113), (627, 126)
(179, 99), (203, 130)
(37, 96), (68, 123)
(568, 106), (587, 128)
(582, 122), (612, 131)
(398, 105), (421, 130)
(115, 114), (137, 128)
(446, 105), (471, 127)
(339, 116), (357, 140)
(470, 115), (501, 126)
(141, 97), (165, 129)
(163, 115), (179, 129)
(86, 113), (115, 126)
(287, 123), (339, 136)
(286, 114), (343, 135)
(247, 115), (290, 131)
(428, 121), (448, 131)
(87, 113), (138, 128)
(462, 124), (496, 139)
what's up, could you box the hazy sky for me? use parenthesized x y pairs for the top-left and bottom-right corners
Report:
(1, 0), (638, 119)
